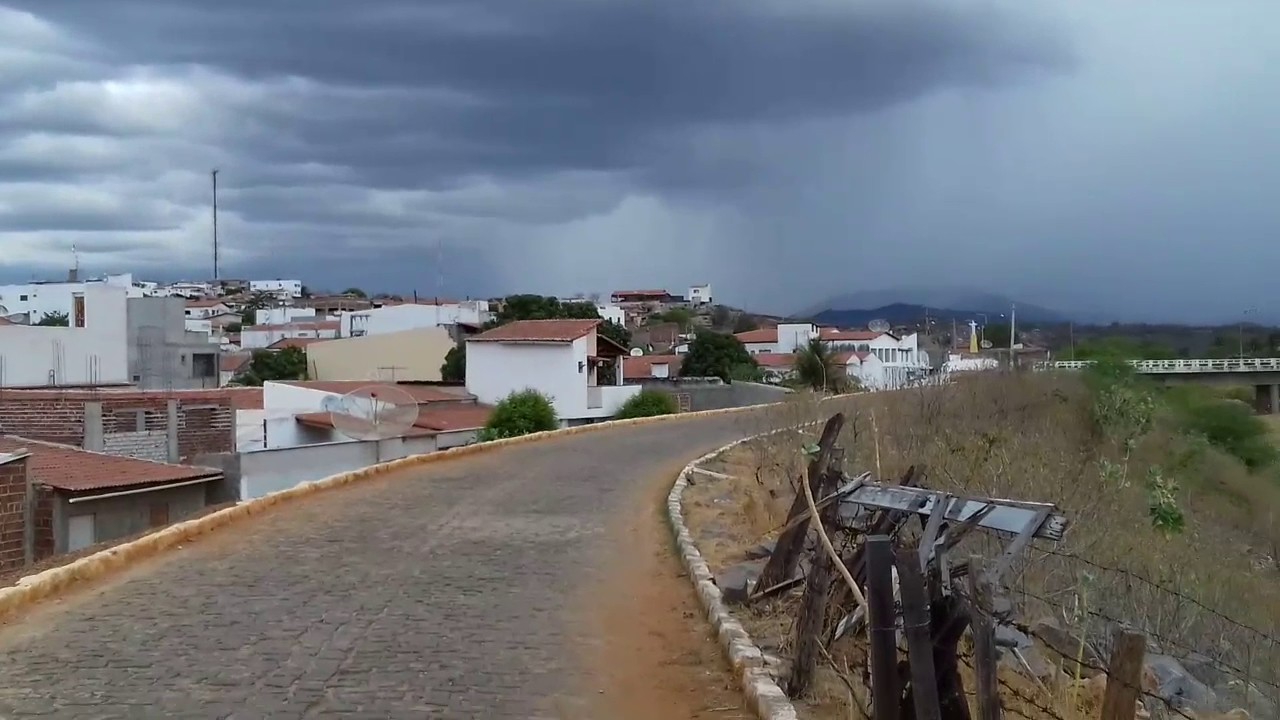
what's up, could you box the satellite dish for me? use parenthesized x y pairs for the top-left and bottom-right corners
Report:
(867, 319), (891, 333)
(980, 340), (993, 349)
(328, 385), (420, 441)
(629, 347), (644, 356)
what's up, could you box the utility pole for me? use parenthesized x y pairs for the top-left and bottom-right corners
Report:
(1240, 307), (1257, 360)
(211, 169), (220, 282)
(1069, 322), (1075, 360)
(1009, 303), (1017, 369)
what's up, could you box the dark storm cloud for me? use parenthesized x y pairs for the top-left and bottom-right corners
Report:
(7, 0), (1068, 187)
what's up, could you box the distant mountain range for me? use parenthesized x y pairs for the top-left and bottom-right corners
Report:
(797, 286), (1073, 328)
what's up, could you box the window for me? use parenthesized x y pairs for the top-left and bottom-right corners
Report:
(192, 354), (216, 378)
(19, 294), (28, 301)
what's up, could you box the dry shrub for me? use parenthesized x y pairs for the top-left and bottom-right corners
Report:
(827, 372), (1280, 709)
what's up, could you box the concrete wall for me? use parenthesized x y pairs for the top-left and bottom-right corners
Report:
(127, 297), (221, 390)
(261, 382), (345, 449)
(237, 436), (440, 500)
(467, 339), (587, 418)
(0, 273), (140, 320)
(340, 303), (487, 338)
(306, 327), (453, 382)
(0, 284), (130, 387)
(54, 481), (210, 553)
(641, 379), (790, 412)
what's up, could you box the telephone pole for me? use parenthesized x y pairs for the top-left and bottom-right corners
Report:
(211, 169), (220, 281)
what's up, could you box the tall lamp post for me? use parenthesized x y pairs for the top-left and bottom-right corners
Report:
(977, 313), (988, 345)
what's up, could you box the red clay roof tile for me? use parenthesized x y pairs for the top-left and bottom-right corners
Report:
(0, 436), (222, 493)
(469, 319), (600, 343)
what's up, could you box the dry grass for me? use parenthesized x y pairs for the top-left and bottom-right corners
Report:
(683, 377), (1280, 719)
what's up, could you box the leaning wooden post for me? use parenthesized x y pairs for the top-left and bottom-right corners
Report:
(754, 413), (845, 593)
(786, 461), (844, 698)
(896, 547), (942, 720)
(967, 556), (1001, 720)
(1100, 630), (1147, 720)
(866, 536), (900, 720)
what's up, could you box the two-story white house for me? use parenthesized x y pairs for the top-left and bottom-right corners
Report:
(734, 323), (930, 390)
(465, 319), (639, 427)
(249, 279), (303, 300)
(0, 284), (130, 387)
(339, 300), (490, 338)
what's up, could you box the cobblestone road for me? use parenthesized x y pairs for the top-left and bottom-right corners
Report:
(0, 411), (779, 719)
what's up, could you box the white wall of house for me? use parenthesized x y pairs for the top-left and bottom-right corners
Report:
(184, 318), (213, 334)
(595, 304), (626, 327)
(776, 323), (818, 354)
(306, 327), (453, 382)
(249, 279), (303, 299)
(0, 284), (129, 387)
(0, 273), (141, 321)
(184, 302), (233, 319)
(236, 409), (267, 451)
(241, 322), (337, 349)
(261, 382), (348, 449)
(256, 306), (317, 326)
(465, 336), (640, 424)
(238, 435), (440, 500)
(688, 284), (713, 305)
(340, 303), (486, 338)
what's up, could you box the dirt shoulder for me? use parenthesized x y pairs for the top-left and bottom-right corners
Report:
(573, 454), (752, 720)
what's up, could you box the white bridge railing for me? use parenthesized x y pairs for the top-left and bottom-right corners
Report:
(1036, 358), (1280, 374)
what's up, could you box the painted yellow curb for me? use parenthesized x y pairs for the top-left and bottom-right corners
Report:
(0, 391), (859, 619)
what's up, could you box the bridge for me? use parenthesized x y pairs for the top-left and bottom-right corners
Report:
(1035, 358), (1280, 413)
(0, 404), (813, 718)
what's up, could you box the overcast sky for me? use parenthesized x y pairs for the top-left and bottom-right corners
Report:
(2, 1), (1277, 322)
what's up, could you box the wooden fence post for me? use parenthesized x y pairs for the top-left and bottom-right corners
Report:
(866, 536), (899, 720)
(1100, 630), (1147, 720)
(754, 413), (845, 594)
(787, 460), (845, 698)
(967, 556), (1001, 720)
(896, 548), (942, 720)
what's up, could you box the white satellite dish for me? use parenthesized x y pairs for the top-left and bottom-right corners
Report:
(328, 385), (420, 443)
(629, 347), (644, 356)
(867, 318), (891, 333)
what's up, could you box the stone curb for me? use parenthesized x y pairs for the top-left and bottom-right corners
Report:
(666, 424), (814, 720)
(0, 391), (853, 620)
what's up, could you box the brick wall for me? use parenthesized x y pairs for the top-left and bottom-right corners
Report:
(0, 457), (26, 570)
(0, 458), (53, 572)
(102, 431), (168, 463)
(0, 391), (235, 461)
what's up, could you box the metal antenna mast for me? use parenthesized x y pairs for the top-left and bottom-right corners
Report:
(211, 169), (220, 281)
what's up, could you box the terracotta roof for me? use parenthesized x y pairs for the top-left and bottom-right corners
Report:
(0, 317), (14, 326)
(220, 352), (252, 373)
(185, 298), (229, 308)
(831, 351), (871, 366)
(622, 354), (682, 380)
(414, 404), (493, 432)
(754, 352), (798, 368)
(469, 319), (600, 343)
(735, 328), (778, 343)
(0, 436), (222, 494)
(821, 328), (888, 342)
(225, 387), (264, 410)
(275, 380), (473, 404)
(267, 337), (321, 350)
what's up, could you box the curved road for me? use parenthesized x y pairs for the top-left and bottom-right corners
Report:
(0, 410), (782, 718)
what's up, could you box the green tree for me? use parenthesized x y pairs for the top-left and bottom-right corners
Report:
(35, 311), (69, 326)
(342, 287), (367, 298)
(233, 347), (308, 386)
(711, 305), (732, 329)
(650, 307), (693, 331)
(680, 331), (755, 382)
(599, 320), (631, 350)
(440, 344), (466, 382)
(615, 389), (679, 419)
(1075, 337), (1177, 361)
(478, 389), (558, 441)
(794, 339), (839, 392)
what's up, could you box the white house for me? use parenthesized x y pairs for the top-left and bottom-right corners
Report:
(595, 303), (626, 327)
(255, 306), (317, 326)
(340, 300), (490, 338)
(240, 320), (340, 349)
(688, 283), (713, 305)
(735, 323), (930, 390)
(249, 279), (303, 300)
(466, 319), (640, 427)
(0, 284), (130, 387)
(155, 281), (215, 299)
(0, 273), (143, 323)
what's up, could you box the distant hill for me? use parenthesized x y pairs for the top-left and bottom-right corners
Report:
(797, 286), (1069, 325)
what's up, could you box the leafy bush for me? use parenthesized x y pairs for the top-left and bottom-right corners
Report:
(1167, 388), (1276, 469)
(478, 389), (558, 441)
(615, 389), (679, 419)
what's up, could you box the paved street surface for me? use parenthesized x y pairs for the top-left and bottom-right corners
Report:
(0, 410), (780, 719)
